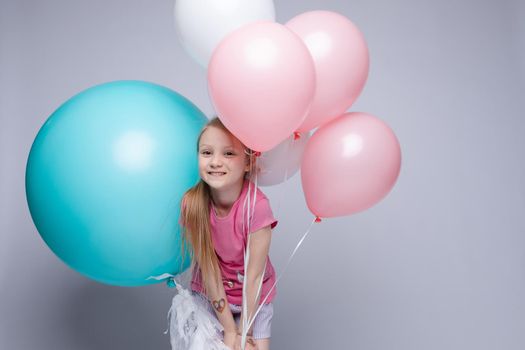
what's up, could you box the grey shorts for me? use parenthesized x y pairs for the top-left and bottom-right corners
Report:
(192, 291), (274, 339)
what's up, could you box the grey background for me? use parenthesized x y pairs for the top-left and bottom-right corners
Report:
(1, 0), (524, 349)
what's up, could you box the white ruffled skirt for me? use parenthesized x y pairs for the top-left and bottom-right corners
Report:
(165, 282), (229, 350)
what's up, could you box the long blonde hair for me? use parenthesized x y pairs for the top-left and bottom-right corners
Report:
(180, 117), (257, 295)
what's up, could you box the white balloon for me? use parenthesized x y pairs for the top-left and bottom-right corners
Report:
(257, 132), (310, 187)
(174, 0), (276, 68)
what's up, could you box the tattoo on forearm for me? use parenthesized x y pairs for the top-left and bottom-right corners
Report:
(212, 298), (226, 313)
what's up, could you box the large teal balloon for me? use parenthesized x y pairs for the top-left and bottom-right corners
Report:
(25, 81), (206, 286)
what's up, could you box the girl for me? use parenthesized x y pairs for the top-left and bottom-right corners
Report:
(180, 117), (278, 350)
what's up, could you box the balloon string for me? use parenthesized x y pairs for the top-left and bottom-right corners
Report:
(146, 272), (177, 287)
(246, 217), (317, 331)
(240, 156), (261, 350)
(241, 136), (295, 346)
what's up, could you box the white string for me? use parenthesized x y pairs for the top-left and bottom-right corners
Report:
(241, 137), (299, 348)
(240, 154), (261, 350)
(246, 217), (316, 331)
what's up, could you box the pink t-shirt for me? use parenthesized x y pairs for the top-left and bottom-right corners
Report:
(189, 179), (278, 305)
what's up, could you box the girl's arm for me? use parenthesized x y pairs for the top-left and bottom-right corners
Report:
(203, 269), (238, 337)
(239, 225), (272, 336)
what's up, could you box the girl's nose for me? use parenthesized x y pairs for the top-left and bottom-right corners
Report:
(210, 154), (223, 167)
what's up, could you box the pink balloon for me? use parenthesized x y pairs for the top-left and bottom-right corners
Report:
(301, 112), (401, 218)
(286, 11), (369, 133)
(208, 21), (316, 152)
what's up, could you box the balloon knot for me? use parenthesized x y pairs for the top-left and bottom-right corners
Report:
(315, 216), (322, 223)
(254, 151), (261, 157)
(166, 277), (176, 288)
(293, 132), (301, 140)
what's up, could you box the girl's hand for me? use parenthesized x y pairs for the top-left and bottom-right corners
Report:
(234, 334), (258, 350)
(223, 331), (237, 350)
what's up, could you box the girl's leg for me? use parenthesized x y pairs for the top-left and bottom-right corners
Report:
(254, 338), (270, 350)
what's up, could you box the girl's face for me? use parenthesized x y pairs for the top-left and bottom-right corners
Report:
(198, 126), (249, 192)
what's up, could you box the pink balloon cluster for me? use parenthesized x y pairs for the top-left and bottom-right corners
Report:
(207, 10), (401, 219)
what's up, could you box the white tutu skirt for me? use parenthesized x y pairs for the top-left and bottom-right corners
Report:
(165, 283), (229, 350)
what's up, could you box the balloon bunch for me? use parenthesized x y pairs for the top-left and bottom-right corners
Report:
(24, 0), (401, 291)
(175, 1), (401, 219)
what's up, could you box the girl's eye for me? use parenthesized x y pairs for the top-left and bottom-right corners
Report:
(225, 152), (235, 156)
(201, 150), (211, 155)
